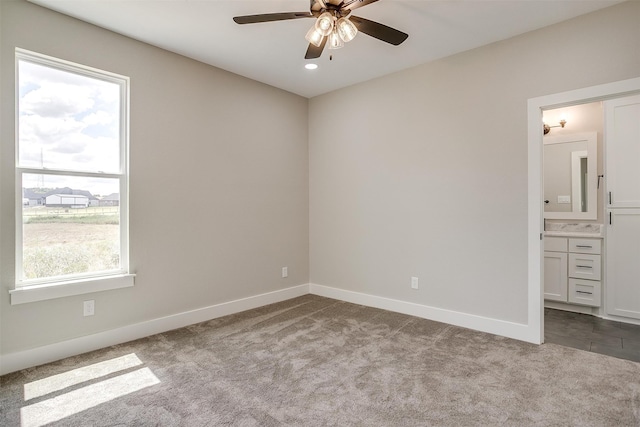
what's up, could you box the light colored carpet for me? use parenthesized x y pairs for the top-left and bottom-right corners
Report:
(1, 295), (639, 426)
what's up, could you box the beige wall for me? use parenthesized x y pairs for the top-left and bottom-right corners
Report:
(1, 0), (638, 361)
(0, 1), (309, 354)
(309, 1), (640, 324)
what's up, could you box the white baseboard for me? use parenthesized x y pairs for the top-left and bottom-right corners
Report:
(0, 284), (310, 375)
(309, 283), (535, 344)
(1, 282), (538, 375)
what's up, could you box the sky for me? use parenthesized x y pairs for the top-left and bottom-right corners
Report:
(19, 59), (123, 197)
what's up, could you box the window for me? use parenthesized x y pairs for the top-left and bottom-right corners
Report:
(11, 49), (133, 304)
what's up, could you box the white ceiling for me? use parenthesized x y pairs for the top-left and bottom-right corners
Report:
(29, 0), (624, 98)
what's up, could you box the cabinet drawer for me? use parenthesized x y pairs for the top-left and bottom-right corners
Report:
(569, 238), (601, 254)
(568, 279), (601, 307)
(544, 237), (568, 252)
(568, 253), (601, 280)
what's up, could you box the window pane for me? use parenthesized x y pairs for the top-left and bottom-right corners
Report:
(18, 60), (121, 173)
(22, 174), (121, 281)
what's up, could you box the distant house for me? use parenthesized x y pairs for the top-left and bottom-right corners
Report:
(45, 194), (89, 208)
(99, 193), (120, 207)
(23, 188), (46, 206)
(60, 188), (99, 206)
(24, 187), (100, 207)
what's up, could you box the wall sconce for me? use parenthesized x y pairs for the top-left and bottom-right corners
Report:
(543, 119), (567, 135)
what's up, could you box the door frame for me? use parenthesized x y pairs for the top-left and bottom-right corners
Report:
(527, 77), (640, 344)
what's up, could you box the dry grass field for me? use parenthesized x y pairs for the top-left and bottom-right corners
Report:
(23, 222), (119, 247)
(22, 207), (120, 279)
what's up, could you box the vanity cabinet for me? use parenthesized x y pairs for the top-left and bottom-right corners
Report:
(544, 238), (568, 302)
(544, 236), (602, 307)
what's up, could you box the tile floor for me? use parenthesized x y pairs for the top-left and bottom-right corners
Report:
(544, 308), (640, 362)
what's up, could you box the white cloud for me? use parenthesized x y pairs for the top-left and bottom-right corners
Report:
(52, 140), (87, 155)
(83, 110), (114, 126)
(18, 59), (122, 175)
(21, 83), (95, 118)
(20, 115), (86, 143)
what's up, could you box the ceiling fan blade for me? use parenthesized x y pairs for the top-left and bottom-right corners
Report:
(311, 0), (326, 14)
(233, 12), (313, 24)
(349, 15), (408, 46)
(305, 37), (328, 59)
(342, 0), (380, 12)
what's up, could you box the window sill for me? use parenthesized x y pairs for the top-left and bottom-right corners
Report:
(10, 274), (135, 305)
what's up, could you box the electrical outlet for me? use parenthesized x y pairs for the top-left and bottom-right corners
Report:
(282, 267), (288, 278)
(411, 277), (419, 290)
(83, 300), (95, 317)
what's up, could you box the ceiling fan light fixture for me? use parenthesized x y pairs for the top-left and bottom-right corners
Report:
(315, 12), (335, 37)
(336, 17), (357, 43)
(305, 25), (324, 47)
(328, 30), (344, 50)
(233, 0), (409, 60)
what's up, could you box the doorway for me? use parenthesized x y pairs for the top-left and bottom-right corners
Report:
(526, 77), (640, 347)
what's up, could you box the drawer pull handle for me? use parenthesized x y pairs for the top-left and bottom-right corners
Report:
(576, 290), (593, 295)
(576, 265), (593, 269)
(576, 245), (593, 248)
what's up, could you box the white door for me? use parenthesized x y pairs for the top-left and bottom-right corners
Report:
(544, 251), (568, 302)
(605, 95), (640, 208)
(606, 209), (640, 320)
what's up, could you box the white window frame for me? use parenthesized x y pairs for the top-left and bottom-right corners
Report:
(10, 49), (134, 305)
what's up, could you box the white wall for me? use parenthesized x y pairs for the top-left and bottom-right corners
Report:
(0, 1), (309, 356)
(309, 1), (640, 325)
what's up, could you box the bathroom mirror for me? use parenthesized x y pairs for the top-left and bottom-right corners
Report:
(544, 132), (597, 220)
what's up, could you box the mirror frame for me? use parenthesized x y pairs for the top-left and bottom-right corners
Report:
(543, 131), (597, 220)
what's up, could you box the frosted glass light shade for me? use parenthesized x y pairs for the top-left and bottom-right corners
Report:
(305, 25), (324, 47)
(328, 30), (344, 50)
(336, 17), (357, 42)
(315, 12), (335, 37)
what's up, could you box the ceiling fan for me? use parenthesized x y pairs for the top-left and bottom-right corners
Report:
(233, 0), (408, 59)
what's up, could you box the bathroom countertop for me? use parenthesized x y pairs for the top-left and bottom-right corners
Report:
(544, 231), (604, 238)
(543, 222), (604, 238)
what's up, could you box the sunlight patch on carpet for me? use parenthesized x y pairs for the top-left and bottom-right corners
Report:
(20, 366), (159, 427)
(24, 353), (143, 400)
